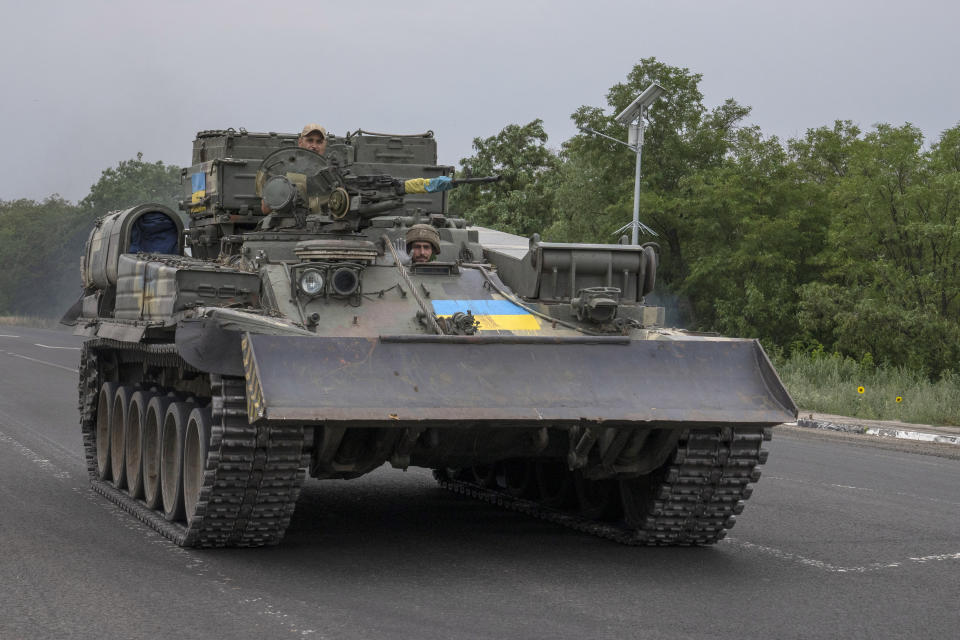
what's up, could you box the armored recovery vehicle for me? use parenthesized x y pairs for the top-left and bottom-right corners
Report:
(64, 127), (797, 547)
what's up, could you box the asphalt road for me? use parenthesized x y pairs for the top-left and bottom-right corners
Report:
(1, 327), (958, 640)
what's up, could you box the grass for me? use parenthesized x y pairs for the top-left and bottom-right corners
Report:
(775, 350), (960, 426)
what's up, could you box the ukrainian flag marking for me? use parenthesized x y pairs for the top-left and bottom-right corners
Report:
(432, 299), (540, 331)
(191, 172), (206, 211)
(404, 178), (430, 194)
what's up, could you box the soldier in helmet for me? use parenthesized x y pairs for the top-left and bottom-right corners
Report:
(405, 224), (441, 264)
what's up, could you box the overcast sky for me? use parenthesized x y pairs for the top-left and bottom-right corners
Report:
(1, 0), (957, 203)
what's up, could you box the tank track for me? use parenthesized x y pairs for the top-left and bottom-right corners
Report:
(79, 339), (309, 547)
(434, 427), (771, 546)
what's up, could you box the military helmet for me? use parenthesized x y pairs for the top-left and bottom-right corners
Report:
(405, 224), (441, 255)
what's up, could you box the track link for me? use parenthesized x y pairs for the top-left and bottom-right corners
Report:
(434, 427), (771, 546)
(79, 339), (309, 547)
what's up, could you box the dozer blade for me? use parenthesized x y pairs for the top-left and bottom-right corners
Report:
(240, 333), (797, 426)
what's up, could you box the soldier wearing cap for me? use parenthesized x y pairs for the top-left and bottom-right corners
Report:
(405, 224), (441, 264)
(297, 123), (328, 155)
(261, 123), (329, 214)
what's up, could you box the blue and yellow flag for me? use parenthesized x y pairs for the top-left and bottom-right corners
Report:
(190, 172), (206, 212)
(431, 299), (540, 332)
(404, 176), (454, 194)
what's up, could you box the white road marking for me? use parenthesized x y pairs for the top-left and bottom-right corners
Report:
(71, 481), (320, 636)
(238, 597), (318, 636)
(910, 552), (960, 563)
(73, 489), (320, 637)
(0, 410), (82, 465)
(33, 343), (81, 351)
(0, 334), (21, 338)
(2, 351), (78, 373)
(725, 538), (960, 573)
(0, 429), (71, 479)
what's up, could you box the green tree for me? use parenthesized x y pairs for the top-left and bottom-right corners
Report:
(81, 152), (182, 213)
(788, 120), (861, 184)
(448, 120), (559, 236)
(677, 126), (825, 345)
(798, 123), (960, 374)
(0, 196), (85, 315)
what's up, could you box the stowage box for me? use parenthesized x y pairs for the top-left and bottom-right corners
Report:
(191, 129), (299, 164)
(183, 130), (453, 218)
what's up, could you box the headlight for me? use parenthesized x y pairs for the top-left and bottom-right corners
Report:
(262, 175), (297, 212)
(331, 267), (360, 296)
(299, 269), (325, 296)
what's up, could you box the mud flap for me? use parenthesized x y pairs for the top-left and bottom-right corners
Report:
(239, 333), (797, 427)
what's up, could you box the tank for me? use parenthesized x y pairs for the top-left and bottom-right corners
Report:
(63, 127), (797, 547)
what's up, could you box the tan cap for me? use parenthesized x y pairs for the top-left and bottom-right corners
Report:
(405, 224), (441, 255)
(300, 123), (327, 138)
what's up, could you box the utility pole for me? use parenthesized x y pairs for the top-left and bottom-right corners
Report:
(583, 83), (666, 245)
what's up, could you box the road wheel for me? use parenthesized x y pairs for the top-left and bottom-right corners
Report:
(142, 393), (173, 510)
(535, 459), (572, 509)
(470, 465), (497, 488)
(124, 390), (151, 499)
(161, 401), (191, 522)
(110, 386), (135, 490)
(573, 472), (619, 520)
(183, 406), (212, 525)
(95, 382), (118, 481)
(500, 459), (537, 498)
(618, 474), (658, 529)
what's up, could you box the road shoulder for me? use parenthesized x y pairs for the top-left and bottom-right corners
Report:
(777, 414), (960, 461)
